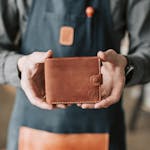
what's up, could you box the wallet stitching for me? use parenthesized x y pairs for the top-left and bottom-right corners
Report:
(48, 96), (100, 104)
(49, 98), (98, 100)
(50, 100), (101, 104)
(98, 57), (101, 101)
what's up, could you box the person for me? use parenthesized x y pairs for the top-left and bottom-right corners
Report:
(0, 0), (150, 149)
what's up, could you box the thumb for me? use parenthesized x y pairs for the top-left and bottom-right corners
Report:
(46, 50), (53, 59)
(97, 49), (115, 62)
(33, 50), (53, 63)
(97, 51), (107, 61)
(42, 50), (53, 60)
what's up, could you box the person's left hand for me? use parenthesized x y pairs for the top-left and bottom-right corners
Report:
(77, 49), (127, 109)
(18, 50), (68, 110)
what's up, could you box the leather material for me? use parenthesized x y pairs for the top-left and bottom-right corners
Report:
(19, 127), (109, 150)
(59, 26), (74, 46)
(45, 56), (102, 104)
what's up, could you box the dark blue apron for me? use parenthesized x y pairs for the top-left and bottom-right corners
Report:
(7, 0), (126, 149)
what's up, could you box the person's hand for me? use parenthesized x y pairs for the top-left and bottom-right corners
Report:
(77, 49), (127, 109)
(18, 50), (67, 110)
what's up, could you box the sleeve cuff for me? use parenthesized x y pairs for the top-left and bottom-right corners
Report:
(4, 53), (23, 87)
(125, 54), (144, 86)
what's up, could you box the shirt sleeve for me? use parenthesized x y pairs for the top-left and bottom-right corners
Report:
(126, 0), (150, 86)
(0, 0), (22, 87)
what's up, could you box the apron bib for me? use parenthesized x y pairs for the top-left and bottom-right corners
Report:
(7, 0), (126, 150)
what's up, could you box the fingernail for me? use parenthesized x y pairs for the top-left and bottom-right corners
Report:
(94, 105), (99, 109)
(82, 105), (86, 109)
(61, 106), (66, 109)
(49, 105), (53, 109)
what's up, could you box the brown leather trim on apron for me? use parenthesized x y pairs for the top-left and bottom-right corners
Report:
(59, 26), (74, 46)
(18, 127), (109, 150)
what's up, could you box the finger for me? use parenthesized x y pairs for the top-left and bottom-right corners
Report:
(97, 49), (116, 62)
(33, 50), (53, 63)
(46, 50), (53, 58)
(32, 99), (53, 110)
(95, 81), (124, 109)
(21, 77), (52, 110)
(95, 85), (123, 109)
(101, 87), (111, 99)
(81, 104), (95, 109)
(77, 104), (82, 107)
(56, 104), (67, 109)
(97, 51), (106, 61)
(94, 98), (113, 109)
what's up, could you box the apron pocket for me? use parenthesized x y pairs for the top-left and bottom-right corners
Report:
(18, 126), (109, 150)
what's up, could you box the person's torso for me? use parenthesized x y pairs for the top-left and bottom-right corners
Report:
(14, 0), (123, 134)
(16, 0), (126, 44)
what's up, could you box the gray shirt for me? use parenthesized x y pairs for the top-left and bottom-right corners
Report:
(0, 0), (150, 87)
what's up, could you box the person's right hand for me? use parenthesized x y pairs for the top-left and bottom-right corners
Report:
(77, 49), (127, 109)
(18, 50), (68, 110)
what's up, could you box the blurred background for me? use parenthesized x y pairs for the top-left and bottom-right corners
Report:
(0, 36), (150, 150)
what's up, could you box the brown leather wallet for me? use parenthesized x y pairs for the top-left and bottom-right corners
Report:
(45, 57), (102, 104)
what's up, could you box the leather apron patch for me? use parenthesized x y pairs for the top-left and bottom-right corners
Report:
(19, 127), (109, 150)
(59, 26), (74, 46)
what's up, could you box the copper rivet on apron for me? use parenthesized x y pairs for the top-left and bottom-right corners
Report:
(86, 6), (95, 17)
